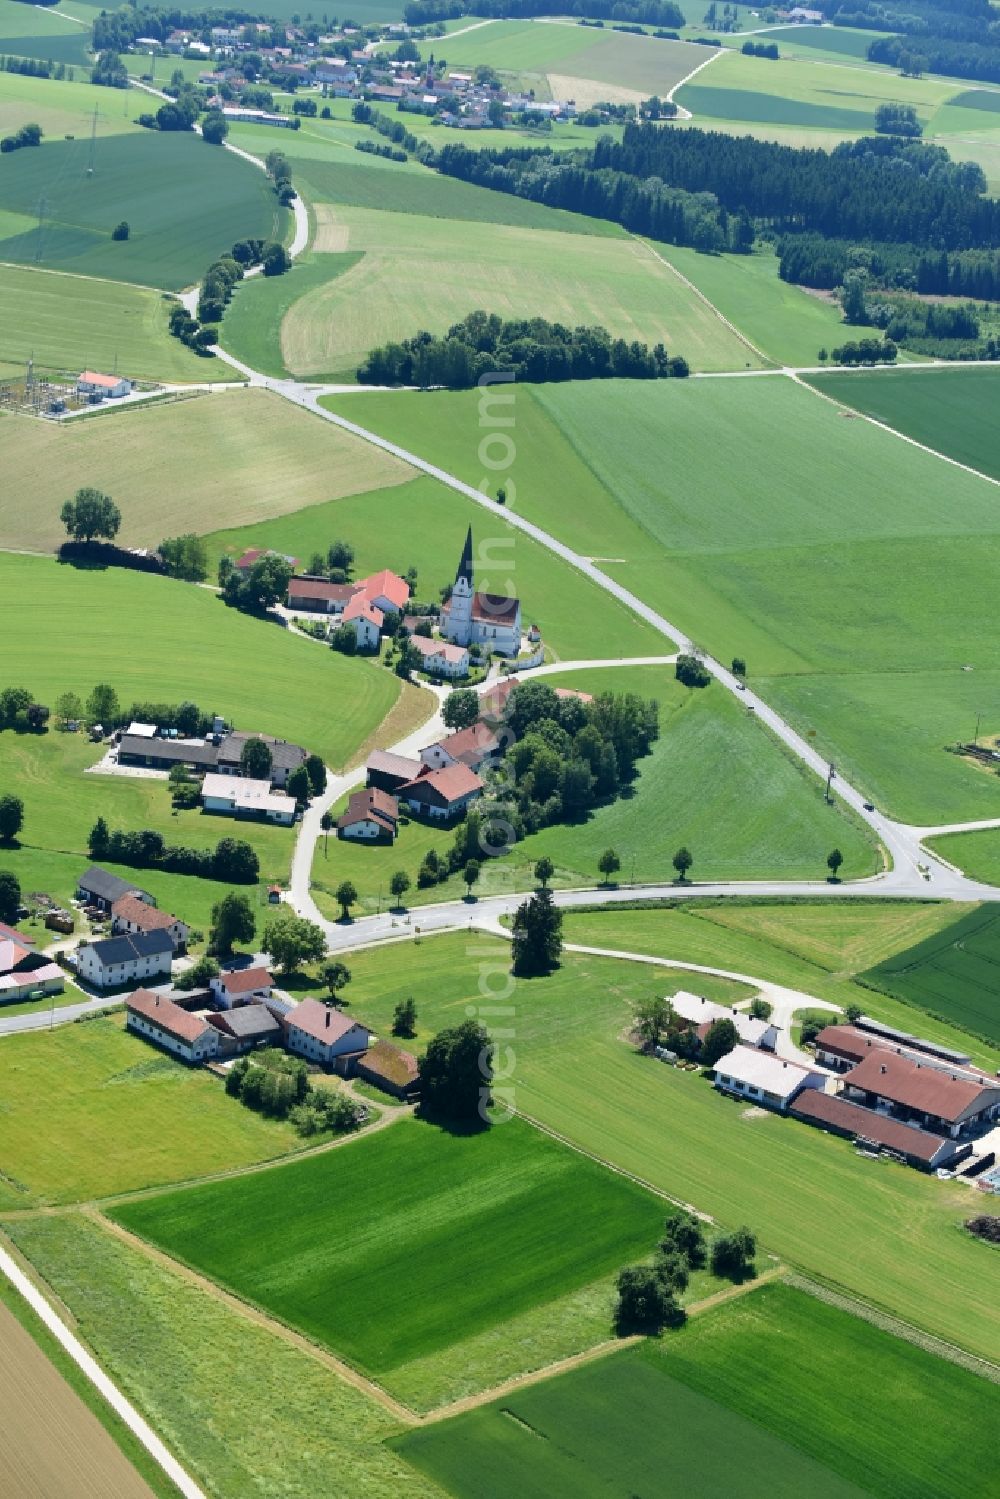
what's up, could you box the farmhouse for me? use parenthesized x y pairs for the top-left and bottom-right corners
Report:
(440, 528), (522, 657)
(408, 634), (470, 679)
(337, 788), (399, 841)
(814, 1021), (974, 1074)
(358, 569), (409, 615)
(840, 1052), (1000, 1138)
(398, 762), (484, 820)
(713, 1046), (826, 1112)
(201, 772), (296, 825)
(126, 988), (221, 1063)
(366, 749), (422, 794)
(355, 1038), (419, 1100)
(207, 1003), (283, 1053)
(285, 568), (409, 625)
(286, 577), (356, 613)
(77, 371), (131, 399)
(235, 548), (299, 575)
(76, 866), (151, 912)
(420, 721), (502, 773)
(284, 998), (372, 1068)
(0, 934), (64, 1003)
(789, 1090), (972, 1172)
(669, 990), (778, 1051)
(216, 733), (306, 788)
(117, 734), (219, 773)
(210, 966), (274, 1009)
(343, 593), (383, 651)
(111, 895), (189, 953)
(77, 930), (173, 990)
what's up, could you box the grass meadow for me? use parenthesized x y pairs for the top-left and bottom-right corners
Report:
(0, 1017), (307, 1208)
(0, 387), (414, 554)
(111, 1117), (665, 1383)
(0, 130), (288, 288)
(928, 828), (1000, 888)
(219, 251), (361, 377)
(0, 70), (133, 147)
(0, 0), (91, 65)
(328, 925), (1000, 1360)
(861, 901), (1000, 1043)
(396, 1281), (999, 1499)
(0, 264), (222, 382)
(1, 1214), (437, 1499)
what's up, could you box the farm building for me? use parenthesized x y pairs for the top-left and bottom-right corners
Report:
(201, 773), (296, 825)
(420, 721), (501, 773)
(77, 371), (131, 399)
(669, 990), (778, 1051)
(440, 528), (522, 657)
(337, 788), (399, 842)
(126, 989), (221, 1063)
(713, 1046), (826, 1112)
(398, 762), (484, 820)
(216, 733), (306, 789)
(814, 1022), (974, 1074)
(840, 1052), (1000, 1139)
(76, 866), (152, 912)
(207, 1003), (283, 1054)
(77, 930), (173, 990)
(408, 635), (470, 679)
(0, 934), (64, 1004)
(789, 1090), (972, 1172)
(117, 734), (219, 773)
(355, 1039), (419, 1100)
(210, 967), (274, 1009)
(286, 577), (356, 613)
(111, 895), (189, 953)
(284, 999), (372, 1069)
(234, 548), (299, 575)
(366, 749), (423, 794)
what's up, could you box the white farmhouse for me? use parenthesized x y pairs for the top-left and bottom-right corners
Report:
(284, 998), (372, 1068)
(713, 1045), (827, 1113)
(126, 988), (220, 1063)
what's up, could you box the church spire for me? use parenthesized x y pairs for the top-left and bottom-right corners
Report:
(456, 526), (474, 589)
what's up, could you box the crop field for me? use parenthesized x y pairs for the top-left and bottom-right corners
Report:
(278, 206), (761, 378)
(0, 264), (222, 382)
(331, 929), (1000, 1359)
(754, 24), (893, 61)
(0, 387), (413, 554)
(311, 664), (877, 921)
(862, 901), (1000, 1043)
(806, 367), (1000, 481)
(0, 131), (287, 289)
(0, 553), (401, 771)
(111, 1118), (665, 1383)
(0, 68), (138, 140)
(0, 0), (91, 64)
(2, 1215), (437, 1499)
(395, 1281), (1000, 1499)
(0, 1017), (308, 1209)
(206, 470), (664, 662)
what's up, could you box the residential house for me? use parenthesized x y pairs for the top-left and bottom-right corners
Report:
(408, 635), (470, 679)
(208, 1003), (283, 1053)
(355, 1038), (419, 1099)
(366, 749), (423, 794)
(77, 930), (173, 990)
(201, 772), (296, 825)
(284, 998), (372, 1068)
(420, 721), (502, 773)
(216, 733), (307, 789)
(76, 866), (151, 912)
(234, 547), (300, 575)
(126, 989), (220, 1063)
(111, 895), (190, 953)
(358, 570), (409, 615)
(77, 371), (131, 399)
(440, 528), (522, 657)
(210, 966), (274, 1009)
(668, 990), (778, 1051)
(840, 1052), (1000, 1139)
(789, 1090), (971, 1172)
(337, 788), (399, 841)
(713, 1045), (826, 1112)
(343, 593), (383, 651)
(398, 762), (484, 820)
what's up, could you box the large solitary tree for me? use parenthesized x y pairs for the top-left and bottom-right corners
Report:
(418, 1019), (491, 1125)
(442, 688), (480, 731)
(209, 891), (256, 958)
(60, 487), (121, 543)
(511, 887), (563, 976)
(262, 913), (326, 974)
(0, 795), (24, 843)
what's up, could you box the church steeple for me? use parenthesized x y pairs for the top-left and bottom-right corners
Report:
(456, 526), (474, 589)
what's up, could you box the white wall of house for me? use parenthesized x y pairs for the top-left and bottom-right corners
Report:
(126, 1012), (219, 1061)
(286, 1022), (370, 1065)
(340, 818), (387, 840)
(78, 948), (172, 989)
(351, 615), (380, 651)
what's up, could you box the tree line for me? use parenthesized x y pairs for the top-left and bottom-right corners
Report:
(88, 816), (260, 883)
(358, 311), (689, 387)
(404, 0), (685, 24)
(778, 233), (1000, 302)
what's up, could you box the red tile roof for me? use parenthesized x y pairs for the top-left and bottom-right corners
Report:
(218, 966), (273, 994)
(366, 749), (423, 781)
(287, 577), (356, 604)
(555, 687), (593, 704)
(337, 787), (398, 832)
(343, 594), (384, 627)
(359, 1038), (418, 1088)
(79, 370), (124, 388)
(790, 1089), (956, 1164)
(409, 635), (468, 665)
(845, 1051), (994, 1124)
(359, 569), (409, 611)
(112, 895), (183, 933)
(401, 762), (483, 805)
(471, 591), (519, 627)
(429, 721), (500, 766)
(236, 548), (299, 572)
(126, 988), (212, 1044)
(287, 998), (370, 1045)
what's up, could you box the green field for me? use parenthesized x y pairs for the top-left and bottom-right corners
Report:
(0, 67), (138, 141)
(928, 827), (1000, 887)
(0, 0), (91, 64)
(219, 251), (361, 378)
(111, 1117), (665, 1381)
(0, 387), (413, 553)
(311, 664), (877, 920)
(862, 901), (1000, 1043)
(0, 553), (400, 770)
(396, 1282), (999, 1499)
(0, 1018), (308, 1209)
(757, 24), (893, 61)
(806, 367), (1000, 481)
(0, 130), (288, 288)
(323, 924), (1000, 1359)
(1, 1214), (439, 1499)
(0, 264), (222, 382)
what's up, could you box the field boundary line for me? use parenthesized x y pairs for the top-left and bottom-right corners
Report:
(85, 1209), (421, 1425)
(786, 1273), (1000, 1384)
(638, 237), (774, 367)
(0, 1233), (206, 1498)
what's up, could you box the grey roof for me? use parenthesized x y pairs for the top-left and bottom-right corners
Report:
(118, 735), (219, 769)
(217, 734), (307, 774)
(78, 866), (149, 904)
(83, 930), (174, 965)
(217, 1004), (282, 1039)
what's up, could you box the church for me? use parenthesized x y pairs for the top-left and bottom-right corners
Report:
(440, 527), (522, 658)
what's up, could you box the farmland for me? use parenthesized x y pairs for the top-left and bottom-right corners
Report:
(862, 901), (1000, 1044)
(0, 387), (413, 554)
(110, 1117), (665, 1387)
(396, 1282), (1000, 1499)
(928, 829), (1000, 887)
(0, 130), (288, 288)
(0, 0), (91, 66)
(0, 1017), (308, 1209)
(220, 252), (361, 378)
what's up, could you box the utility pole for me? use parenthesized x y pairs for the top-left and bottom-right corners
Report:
(974, 711), (982, 747)
(825, 762), (836, 804)
(87, 104), (97, 175)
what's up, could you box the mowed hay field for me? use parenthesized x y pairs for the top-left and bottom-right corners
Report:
(277, 207), (759, 377)
(395, 1282), (999, 1499)
(862, 902), (1000, 1044)
(0, 554), (401, 770)
(0, 69), (136, 143)
(0, 1018), (308, 1209)
(0, 387), (414, 553)
(806, 367), (1000, 481)
(0, 131), (287, 288)
(0, 264), (222, 382)
(111, 1118), (665, 1386)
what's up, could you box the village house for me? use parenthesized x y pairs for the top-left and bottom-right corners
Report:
(408, 635), (470, 679)
(216, 733), (307, 789)
(286, 577), (356, 614)
(117, 733), (219, 774)
(284, 998), (372, 1069)
(440, 528), (522, 657)
(355, 1038), (419, 1100)
(111, 895), (189, 953)
(234, 548), (300, 576)
(342, 593), (383, 651)
(713, 1046), (826, 1112)
(76, 866), (151, 913)
(420, 721), (502, 773)
(126, 988), (221, 1063)
(207, 1003), (283, 1054)
(669, 990), (778, 1051)
(360, 570), (410, 615)
(77, 930), (174, 990)
(398, 762), (484, 820)
(840, 1051), (1000, 1139)
(201, 773), (296, 825)
(789, 1089), (972, 1173)
(77, 371), (131, 400)
(366, 749), (422, 794)
(337, 787), (399, 842)
(0, 934), (64, 1004)
(210, 966), (274, 1010)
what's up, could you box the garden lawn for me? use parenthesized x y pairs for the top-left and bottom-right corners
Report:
(0, 131), (288, 288)
(327, 932), (1000, 1362)
(0, 387), (413, 554)
(395, 1281), (999, 1499)
(805, 367), (1000, 481)
(0, 1017), (306, 1209)
(110, 1117), (665, 1383)
(861, 901), (1000, 1044)
(0, 264), (222, 382)
(0, 1215), (441, 1499)
(277, 207), (756, 378)
(0, 554), (401, 771)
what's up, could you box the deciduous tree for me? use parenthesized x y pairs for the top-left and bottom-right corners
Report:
(335, 880), (358, 920)
(60, 487), (121, 543)
(263, 912), (326, 973)
(0, 794), (24, 843)
(418, 1018), (490, 1124)
(240, 737), (273, 781)
(0, 869), (20, 922)
(209, 891), (256, 957)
